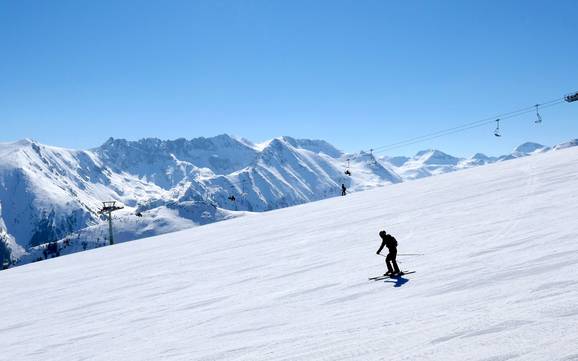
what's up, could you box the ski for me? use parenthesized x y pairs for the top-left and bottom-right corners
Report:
(369, 271), (415, 281)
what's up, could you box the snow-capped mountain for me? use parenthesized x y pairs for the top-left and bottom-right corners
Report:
(497, 142), (551, 161)
(95, 135), (260, 189)
(385, 140), (564, 180)
(0, 135), (401, 265)
(0, 138), (171, 261)
(392, 149), (462, 180)
(95, 135), (400, 213)
(0, 135), (576, 267)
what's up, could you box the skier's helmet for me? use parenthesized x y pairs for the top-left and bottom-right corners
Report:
(379, 230), (386, 237)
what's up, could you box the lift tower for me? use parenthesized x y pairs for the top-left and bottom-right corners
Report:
(1, 247), (9, 270)
(98, 201), (124, 245)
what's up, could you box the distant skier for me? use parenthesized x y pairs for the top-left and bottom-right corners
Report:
(341, 184), (347, 196)
(376, 230), (402, 276)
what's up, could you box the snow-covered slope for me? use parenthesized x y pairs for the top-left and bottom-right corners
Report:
(1, 146), (578, 360)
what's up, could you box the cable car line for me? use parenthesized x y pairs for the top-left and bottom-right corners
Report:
(371, 98), (562, 152)
(366, 96), (569, 155)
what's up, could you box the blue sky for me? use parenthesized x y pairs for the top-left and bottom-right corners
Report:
(1, 0), (577, 156)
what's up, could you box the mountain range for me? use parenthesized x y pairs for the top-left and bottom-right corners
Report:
(0, 135), (575, 267)
(384, 141), (554, 180)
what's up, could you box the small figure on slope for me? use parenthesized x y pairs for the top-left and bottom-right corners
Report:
(376, 230), (403, 276)
(341, 183), (347, 196)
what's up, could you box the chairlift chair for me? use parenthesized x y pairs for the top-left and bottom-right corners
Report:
(344, 158), (351, 176)
(534, 104), (542, 124)
(494, 119), (502, 137)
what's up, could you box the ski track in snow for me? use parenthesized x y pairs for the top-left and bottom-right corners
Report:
(2, 147), (578, 360)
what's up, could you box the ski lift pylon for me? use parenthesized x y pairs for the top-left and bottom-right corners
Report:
(368, 148), (377, 165)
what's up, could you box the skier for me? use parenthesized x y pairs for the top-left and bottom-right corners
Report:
(341, 184), (347, 196)
(376, 230), (402, 276)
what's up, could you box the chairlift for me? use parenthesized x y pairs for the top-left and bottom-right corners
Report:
(534, 104), (542, 124)
(344, 158), (351, 176)
(494, 119), (502, 137)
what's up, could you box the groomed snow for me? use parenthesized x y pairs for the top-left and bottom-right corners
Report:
(1, 147), (578, 360)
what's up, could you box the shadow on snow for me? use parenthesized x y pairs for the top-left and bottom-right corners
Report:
(383, 276), (410, 288)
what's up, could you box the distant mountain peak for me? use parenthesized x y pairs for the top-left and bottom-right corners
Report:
(554, 139), (578, 150)
(414, 149), (435, 157)
(472, 153), (490, 160)
(381, 155), (410, 167)
(512, 142), (548, 155)
(18, 138), (38, 146)
(413, 149), (461, 165)
(253, 136), (343, 158)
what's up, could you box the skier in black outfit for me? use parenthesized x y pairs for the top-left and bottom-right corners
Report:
(341, 184), (347, 196)
(376, 230), (402, 276)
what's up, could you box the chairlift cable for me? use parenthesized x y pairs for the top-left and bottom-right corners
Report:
(371, 98), (562, 152)
(369, 97), (567, 154)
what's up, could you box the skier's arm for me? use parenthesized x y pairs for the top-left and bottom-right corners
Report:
(376, 240), (385, 254)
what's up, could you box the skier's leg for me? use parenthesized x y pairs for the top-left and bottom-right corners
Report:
(390, 250), (401, 274)
(385, 254), (394, 274)
(391, 259), (401, 274)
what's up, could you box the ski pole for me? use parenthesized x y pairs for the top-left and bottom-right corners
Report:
(377, 253), (424, 257)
